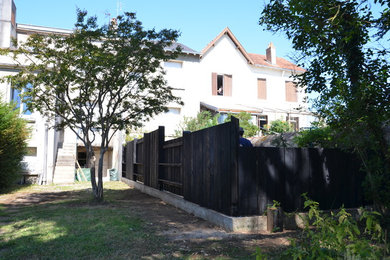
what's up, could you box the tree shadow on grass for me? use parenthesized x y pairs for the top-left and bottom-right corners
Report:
(0, 185), (298, 259)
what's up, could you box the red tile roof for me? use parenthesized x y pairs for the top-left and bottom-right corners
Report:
(248, 53), (305, 72)
(201, 27), (305, 73)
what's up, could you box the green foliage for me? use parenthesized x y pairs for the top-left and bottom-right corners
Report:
(2, 10), (181, 200)
(175, 111), (259, 138)
(268, 120), (293, 134)
(174, 111), (219, 136)
(225, 112), (259, 137)
(259, 196), (387, 259)
(260, 0), (390, 212)
(0, 100), (29, 191)
(294, 123), (338, 148)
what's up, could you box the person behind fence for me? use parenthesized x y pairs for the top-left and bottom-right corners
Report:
(239, 127), (253, 147)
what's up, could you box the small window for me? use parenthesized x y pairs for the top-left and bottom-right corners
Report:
(11, 83), (32, 115)
(257, 78), (267, 100)
(257, 115), (268, 129)
(25, 147), (37, 157)
(166, 108), (181, 115)
(217, 113), (228, 124)
(286, 116), (299, 131)
(164, 61), (182, 69)
(212, 73), (232, 96)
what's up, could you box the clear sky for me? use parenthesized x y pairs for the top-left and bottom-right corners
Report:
(13, 0), (296, 61)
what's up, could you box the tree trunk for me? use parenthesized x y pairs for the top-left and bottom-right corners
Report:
(95, 148), (106, 202)
(86, 146), (100, 201)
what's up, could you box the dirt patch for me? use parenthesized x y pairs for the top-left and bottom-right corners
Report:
(0, 183), (296, 258)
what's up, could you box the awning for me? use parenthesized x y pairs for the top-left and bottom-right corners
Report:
(200, 101), (263, 114)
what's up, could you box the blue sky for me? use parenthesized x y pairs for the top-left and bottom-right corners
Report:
(14, 0), (296, 60)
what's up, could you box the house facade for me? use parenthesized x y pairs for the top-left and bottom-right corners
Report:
(0, 0), (312, 184)
(149, 28), (312, 137)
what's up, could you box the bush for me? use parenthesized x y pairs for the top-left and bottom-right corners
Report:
(256, 195), (387, 259)
(269, 119), (293, 134)
(0, 100), (29, 191)
(174, 111), (219, 137)
(225, 112), (259, 137)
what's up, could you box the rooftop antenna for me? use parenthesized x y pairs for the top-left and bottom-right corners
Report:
(116, 0), (123, 16)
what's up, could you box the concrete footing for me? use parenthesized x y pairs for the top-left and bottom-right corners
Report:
(122, 178), (267, 232)
(121, 178), (365, 232)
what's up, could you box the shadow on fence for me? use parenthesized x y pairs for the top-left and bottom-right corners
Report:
(122, 117), (366, 217)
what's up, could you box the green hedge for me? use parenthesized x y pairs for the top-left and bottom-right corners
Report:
(0, 100), (29, 191)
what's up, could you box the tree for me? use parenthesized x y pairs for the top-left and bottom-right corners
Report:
(260, 1), (390, 212)
(174, 111), (259, 137)
(268, 119), (293, 134)
(174, 111), (219, 136)
(225, 112), (259, 137)
(2, 10), (182, 201)
(0, 99), (29, 192)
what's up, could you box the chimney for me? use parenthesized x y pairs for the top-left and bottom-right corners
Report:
(266, 42), (276, 65)
(0, 0), (17, 48)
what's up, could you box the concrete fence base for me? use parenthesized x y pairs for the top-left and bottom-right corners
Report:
(121, 178), (365, 233)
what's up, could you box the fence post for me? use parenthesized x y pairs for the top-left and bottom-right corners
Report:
(182, 131), (192, 201)
(230, 116), (239, 216)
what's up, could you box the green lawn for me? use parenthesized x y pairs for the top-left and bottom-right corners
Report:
(0, 182), (286, 259)
(0, 182), (174, 259)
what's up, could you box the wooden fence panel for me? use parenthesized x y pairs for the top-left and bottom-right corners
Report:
(125, 141), (134, 180)
(181, 118), (239, 215)
(237, 147), (365, 216)
(160, 137), (183, 195)
(134, 139), (144, 183)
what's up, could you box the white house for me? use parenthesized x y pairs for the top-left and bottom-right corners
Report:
(149, 28), (311, 137)
(0, 0), (312, 184)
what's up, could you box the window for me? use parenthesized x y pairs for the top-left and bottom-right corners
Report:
(257, 115), (268, 129)
(25, 147), (37, 157)
(166, 107), (181, 115)
(285, 81), (298, 102)
(257, 78), (267, 100)
(217, 113), (228, 124)
(11, 83), (32, 115)
(164, 61), (182, 69)
(286, 116), (299, 131)
(212, 73), (232, 96)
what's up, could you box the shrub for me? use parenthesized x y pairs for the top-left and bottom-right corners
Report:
(269, 119), (293, 134)
(257, 195), (387, 259)
(0, 100), (29, 191)
(225, 112), (259, 137)
(174, 111), (219, 137)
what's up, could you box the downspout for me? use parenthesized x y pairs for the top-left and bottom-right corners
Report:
(42, 122), (48, 184)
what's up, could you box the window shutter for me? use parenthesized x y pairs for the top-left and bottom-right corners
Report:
(224, 74), (232, 96)
(212, 73), (217, 95)
(285, 81), (298, 102)
(257, 78), (267, 99)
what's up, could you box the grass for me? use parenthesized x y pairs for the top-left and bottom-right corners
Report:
(0, 181), (289, 259)
(0, 182), (170, 259)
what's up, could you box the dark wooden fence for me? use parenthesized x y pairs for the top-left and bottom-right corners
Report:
(238, 147), (365, 215)
(123, 118), (366, 216)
